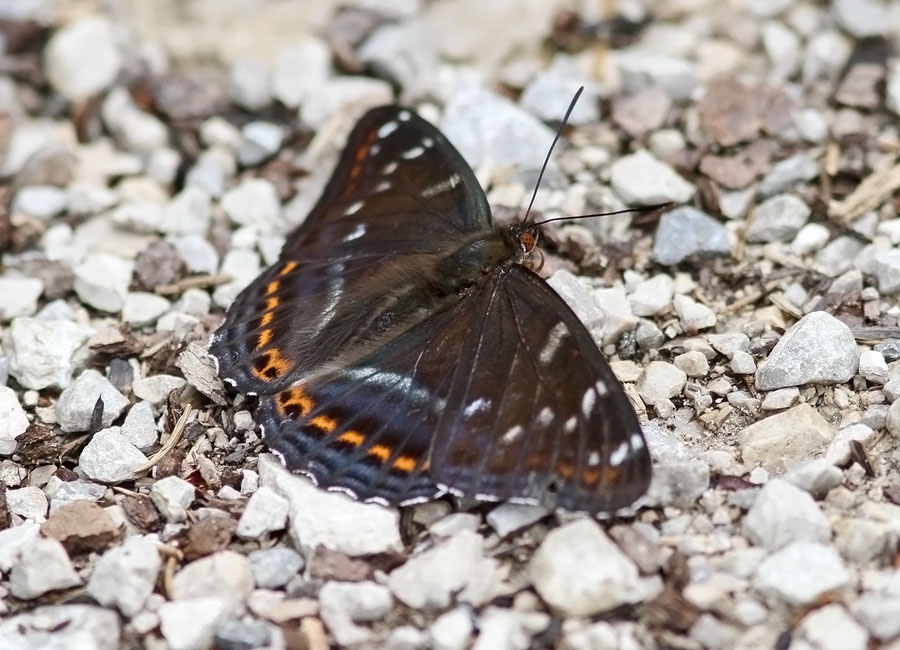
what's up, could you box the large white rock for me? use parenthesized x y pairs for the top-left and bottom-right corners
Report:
(44, 16), (122, 101)
(0, 385), (29, 455)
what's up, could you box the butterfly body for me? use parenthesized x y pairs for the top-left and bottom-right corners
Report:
(210, 106), (651, 513)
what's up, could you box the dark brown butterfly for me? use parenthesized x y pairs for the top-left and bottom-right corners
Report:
(210, 105), (651, 512)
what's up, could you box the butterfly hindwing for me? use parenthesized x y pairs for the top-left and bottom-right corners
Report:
(210, 107), (492, 396)
(256, 266), (650, 512)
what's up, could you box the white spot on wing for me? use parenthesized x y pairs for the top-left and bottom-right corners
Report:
(422, 137), (434, 147)
(383, 161), (399, 175)
(588, 451), (601, 466)
(401, 146), (425, 159)
(609, 441), (629, 467)
(398, 110), (411, 121)
(564, 416), (577, 434)
(501, 425), (523, 444)
(537, 406), (554, 427)
(378, 121), (398, 138)
(463, 397), (491, 418)
(421, 173), (461, 199)
(343, 224), (366, 242)
(345, 200), (364, 215)
(375, 180), (391, 192)
(581, 388), (596, 416)
(539, 322), (569, 364)
(594, 379), (608, 396)
(631, 432), (645, 449)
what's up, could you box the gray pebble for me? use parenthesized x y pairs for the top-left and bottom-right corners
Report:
(86, 535), (161, 616)
(653, 207), (731, 265)
(756, 311), (858, 390)
(743, 478), (831, 549)
(73, 253), (134, 313)
(753, 541), (849, 606)
(150, 475), (195, 522)
(79, 428), (148, 484)
(248, 546), (305, 589)
(236, 486), (289, 539)
(120, 401), (159, 453)
(9, 317), (92, 389)
(9, 537), (81, 599)
(610, 150), (695, 205)
(757, 154), (819, 197)
(746, 194), (810, 243)
(57, 369), (129, 433)
(0, 385), (29, 455)
(637, 361), (687, 405)
(214, 619), (272, 650)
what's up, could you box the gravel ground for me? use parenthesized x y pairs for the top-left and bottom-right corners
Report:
(2, 1), (900, 649)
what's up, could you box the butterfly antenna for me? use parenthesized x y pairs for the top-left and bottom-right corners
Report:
(534, 202), (675, 226)
(523, 86), (584, 223)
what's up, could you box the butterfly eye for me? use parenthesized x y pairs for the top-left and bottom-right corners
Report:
(518, 232), (537, 252)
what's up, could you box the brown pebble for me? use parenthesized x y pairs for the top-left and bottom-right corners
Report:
(41, 500), (120, 554)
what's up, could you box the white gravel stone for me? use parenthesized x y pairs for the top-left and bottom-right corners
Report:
(101, 87), (168, 152)
(888, 60), (900, 117)
(730, 350), (757, 375)
(6, 486), (48, 522)
(674, 351), (709, 378)
(610, 150), (695, 205)
(792, 222), (831, 255)
(833, 0), (887, 37)
(9, 537), (81, 599)
(760, 386), (800, 410)
(301, 76), (393, 129)
(798, 603), (868, 650)
(47, 479), (107, 514)
(87, 535), (161, 616)
(887, 399), (900, 438)
(238, 121), (285, 166)
(873, 249), (900, 295)
(222, 178), (281, 232)
(0, 277), (43, 319)
(13, 184), (69, 219)
(172, 234), (220, 275)
(755, 311), (858, 390)
(673, 295), (716, 330)
(120, 401), (159, 452)
(441, 82), (555, 174)
(529, 518), (647, 616)
(645, 461), (711, 509)
(57, 368), (129, 433)
(592, 286), (638, 345)
(9, 317), (92, 389)
(122, 292), (171, 327)
(157, 186), (212, 236)
(826, 423), (876, 465)
(629, 274), (674, 316)
(707, 332), (751, 358)
(388, 530), (494, 609)
(637, 361), (687, 405)
(159, 597), (230, 650)
(0, 385), (29, 455)
(248, 546), (304, 589)
(519, 56), (601, 125)
(229, 58), (270, 110)
(430, 607), (473, 650)
(236, 486), (289, 539)
(79, 428), (148, 484)
(615, 52), (697, 102)
(747, 194), (811, 243)
(852, 595), (900, 642)
(271, 37), (332, 108)
(259, 454), (402, 556)
(739, 403), (835, 470)
(0, 605), (120, 650)
(753, 541), (848, 606)
(784, 459), (844, 499)
(171, 551), (254, 613)
(546, 270), (606, 345)
(73, 253), (134, 313)
(472, 607), (550, 650)
(320, 581), (393, 646)
(0, 521), (40, 572)
(213, 249), (262, 308)
(486, 502), (549, 537)
(44, 15), (121, 101)
(150, 475), (195, 522)
(132, 374), (186, 407)
(743, 478), (831, 550)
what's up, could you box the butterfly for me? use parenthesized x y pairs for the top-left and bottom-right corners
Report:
(209, 105), (651, 513)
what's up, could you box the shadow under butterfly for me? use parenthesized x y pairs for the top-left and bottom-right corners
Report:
(210, 103), (654, 514)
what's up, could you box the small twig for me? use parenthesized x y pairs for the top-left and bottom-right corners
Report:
(155, 273), (232, 296)
(830, 157), (900, 225)
(135, 405), (193, 474)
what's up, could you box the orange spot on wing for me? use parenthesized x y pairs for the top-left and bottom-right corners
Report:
(252, 348), (291, 381)
(255, 329), (272, 350)
(265, 297), (279, 310)
(261, 312), (274, 326)
(368, 444), (391, 463)
(557, 461), (575, 479)
(337, 430), (365, 447)
(392, 455), (418, 473)
(279, 261), (297, 276)
(277, 384), (314, 417)
(600, 466), (621, 484)
(266, 280), (280, 295)
(310, 415), (337, 434)
(581, 468), (602, 488)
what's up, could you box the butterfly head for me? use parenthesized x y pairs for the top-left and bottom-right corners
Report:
(504, 220), (544, 270)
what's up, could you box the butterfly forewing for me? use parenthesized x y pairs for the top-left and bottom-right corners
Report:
(210, 107), (492, 396)
(211, 104), (652, 513)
